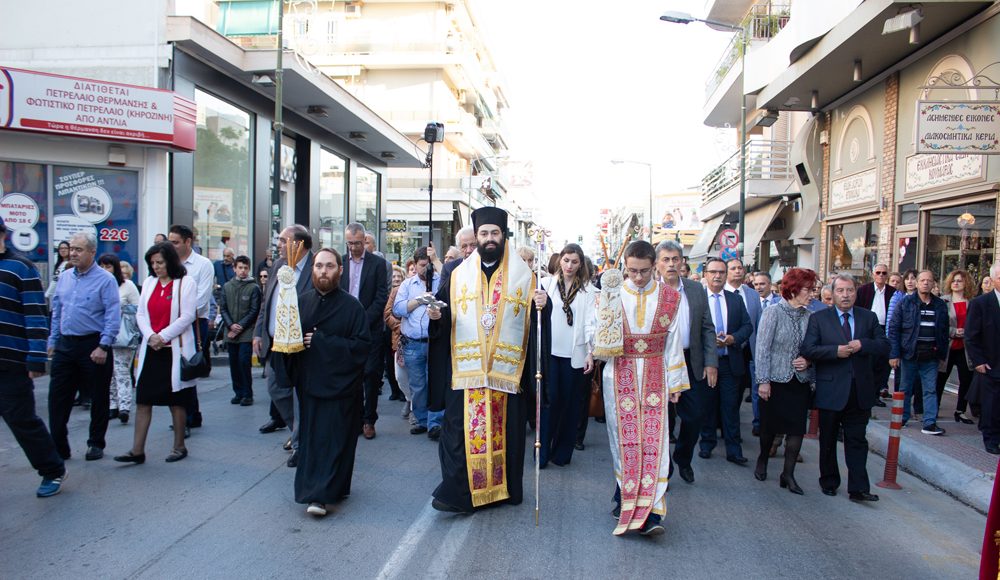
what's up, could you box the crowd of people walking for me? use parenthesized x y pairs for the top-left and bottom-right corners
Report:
(2, 210), (999, 538)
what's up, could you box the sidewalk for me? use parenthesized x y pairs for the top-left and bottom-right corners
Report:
(866, 386), (997, 514)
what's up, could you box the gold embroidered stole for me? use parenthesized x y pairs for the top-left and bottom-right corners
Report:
(612, 283), (680, 535)
(449, 242), (533, 393)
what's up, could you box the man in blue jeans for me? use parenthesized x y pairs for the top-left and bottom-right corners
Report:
(889, 270), (949, 435)
(392, 247), (443, 439)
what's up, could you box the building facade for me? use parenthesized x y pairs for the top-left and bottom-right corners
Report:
(696, 0), (1000, 288)
(0, 0), (423, 281)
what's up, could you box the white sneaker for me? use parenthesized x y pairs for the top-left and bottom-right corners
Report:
(306, 502), (327, 516)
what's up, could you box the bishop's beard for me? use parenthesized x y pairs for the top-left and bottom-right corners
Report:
(478, 240), (503, 263)
(313, 271), (341, 294)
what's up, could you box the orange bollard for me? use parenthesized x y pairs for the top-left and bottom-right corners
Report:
(877, 391), (905, 490)
(805, 408), (819, 440)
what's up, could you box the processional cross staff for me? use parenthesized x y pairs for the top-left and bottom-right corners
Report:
(529, 225), (550, 526)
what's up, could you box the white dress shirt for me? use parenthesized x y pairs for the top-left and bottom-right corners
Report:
(666, 279), (691, 349)
(872, 284), (887, 326)
(183, 251), (215, 318)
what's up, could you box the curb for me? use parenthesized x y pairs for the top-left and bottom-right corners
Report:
(867, 419), (994, 514)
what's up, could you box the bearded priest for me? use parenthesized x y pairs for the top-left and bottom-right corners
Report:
(427, 206), (551, 513)
(593, 240), (689, 537)
(288, 248), (371, 517)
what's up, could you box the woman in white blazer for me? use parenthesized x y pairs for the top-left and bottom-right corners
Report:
(539, 243), (596, 468)
(114, 242), (197, 464)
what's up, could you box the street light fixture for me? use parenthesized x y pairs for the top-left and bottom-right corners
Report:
(610, 159), (653, 243)
(660, 10), (748, 259)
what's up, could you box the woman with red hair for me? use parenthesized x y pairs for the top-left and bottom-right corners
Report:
(753, 267), (819, 494)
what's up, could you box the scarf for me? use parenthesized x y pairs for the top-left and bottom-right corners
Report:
(557, 276), (580, 326)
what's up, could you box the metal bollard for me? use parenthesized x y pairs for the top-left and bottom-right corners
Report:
(876, 391), (905, 490)
(805, 408), (819, 440)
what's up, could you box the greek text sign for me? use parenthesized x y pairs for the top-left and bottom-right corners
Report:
(0, 66), (196, 151)
(830, 167), (878, 211)
(916, 101), (1000, 154)
(904, 153), (984, 195)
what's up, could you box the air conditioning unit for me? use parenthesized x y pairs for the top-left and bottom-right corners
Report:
(345, 2), (361, 18)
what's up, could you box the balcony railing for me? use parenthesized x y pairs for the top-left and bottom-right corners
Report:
(701, 140), (794, 205)
(704, 2), (791, 100)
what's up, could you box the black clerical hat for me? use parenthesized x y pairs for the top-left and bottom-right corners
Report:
(471, 206), (508, 237)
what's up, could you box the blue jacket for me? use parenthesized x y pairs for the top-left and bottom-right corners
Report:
(888, 292), (948, 361)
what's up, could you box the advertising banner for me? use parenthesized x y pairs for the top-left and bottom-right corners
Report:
(0, 67), (196, 151)
(52, 166), (139, 270)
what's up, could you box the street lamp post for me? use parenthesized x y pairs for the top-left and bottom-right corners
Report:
(660, 11), (747, 259)
(610, 159), (653, 243)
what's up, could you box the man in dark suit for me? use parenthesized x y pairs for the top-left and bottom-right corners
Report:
(801, 274), (889, 501)
(856, 264), (895, 404)
(698, 257), (753, 464)
(963, 262), (1000, 454)
(657, 242), (718, 484)
(343, 223), (389, 440)
(252, 225), (315, 467)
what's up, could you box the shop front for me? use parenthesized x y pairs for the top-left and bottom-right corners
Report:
(0, 66), (194, 285)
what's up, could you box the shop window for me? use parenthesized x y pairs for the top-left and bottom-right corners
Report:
(193, 89), (253, 261)
(355, 166), (379, 237)
(318, 148), (346, 250)
(828, 219), (878, 283)
(897, 203), (919, 226)
(0, 161), (49, 281)
(925, 201), (996, 289)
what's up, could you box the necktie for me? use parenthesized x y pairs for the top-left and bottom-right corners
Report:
(762, 298), (768, 310)
(713, 293), (726, 356)
(842, 312), (852, 341)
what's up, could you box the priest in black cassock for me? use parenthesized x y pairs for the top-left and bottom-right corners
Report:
(288, 247), (371, 517)
(427, 206), (551, 513)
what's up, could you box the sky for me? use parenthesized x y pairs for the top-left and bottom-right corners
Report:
(475, 0), (739, 250)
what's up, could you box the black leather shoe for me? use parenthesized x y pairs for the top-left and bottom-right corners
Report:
(726, 455), (749, 465)
(779, 473), (803, 495)
(85, 446), (104, 461)
(753, 458), (767, 481)
(231, 396), (242, 404)
(698, 450), (711, 459)
(679, 466), (695, 484)
(109, 409), (119, 419)
(849, 491), (879, 502)
(410, 426), (428, 435)
(432, 498), (472, 514)
(610, 504), (621, 519)
(986, 443), (1000, 455)
(669, 432), (676, 443)
(286, 451), (298, 468)
(259, 419), (286, 434)
(113, 451), (145, 464)
(119, 411), (129, 424)
(240, 398), (253, 406)
(388, 393), (402, 401)
(428, 426), (442, 441)
(821, 488), (837, 496)
(574, 442), (585, 451)
(752, 426), (760, 437)
(165, 448), (188, 463)
(639, 517), (665, 537)
(873, 399), (886, 407)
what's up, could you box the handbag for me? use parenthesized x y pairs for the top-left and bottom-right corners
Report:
(114, 304), (141, 349)
(177, 278), (211, 382)
(588, 359), (606, 418)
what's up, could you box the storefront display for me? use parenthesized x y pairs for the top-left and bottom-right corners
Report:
(355, 166), (379, 236)
(924, 200), (995, 287)
(827, 218), (878, 283)
(318, 149), (346, 250)
(0, 161), (49, 279)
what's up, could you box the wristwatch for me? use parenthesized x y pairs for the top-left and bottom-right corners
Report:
(99, 344), (111, 353)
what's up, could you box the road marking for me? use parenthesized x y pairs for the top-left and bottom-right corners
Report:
(375, 501), (471, 579)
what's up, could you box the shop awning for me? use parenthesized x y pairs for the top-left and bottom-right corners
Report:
(689, 215), (725, 262)
(743, 201), (784, 257)
(387, 200), (455, 222)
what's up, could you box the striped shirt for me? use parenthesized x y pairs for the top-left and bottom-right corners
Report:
(0, 250), (49, 372)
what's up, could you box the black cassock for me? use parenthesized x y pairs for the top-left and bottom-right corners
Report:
(288, 287), (371, 505)
(428, 259), (551, 511)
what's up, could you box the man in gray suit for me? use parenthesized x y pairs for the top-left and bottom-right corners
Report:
(252, 225), (315, 467)
(656, 241), (718, 484)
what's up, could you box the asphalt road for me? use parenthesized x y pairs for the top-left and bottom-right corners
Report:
(0, 369), (987, 579)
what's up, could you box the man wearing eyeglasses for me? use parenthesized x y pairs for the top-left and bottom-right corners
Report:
(698, 257), (753, 465)
(857, 264), (895, 405)
(595, 241), (690, 537)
